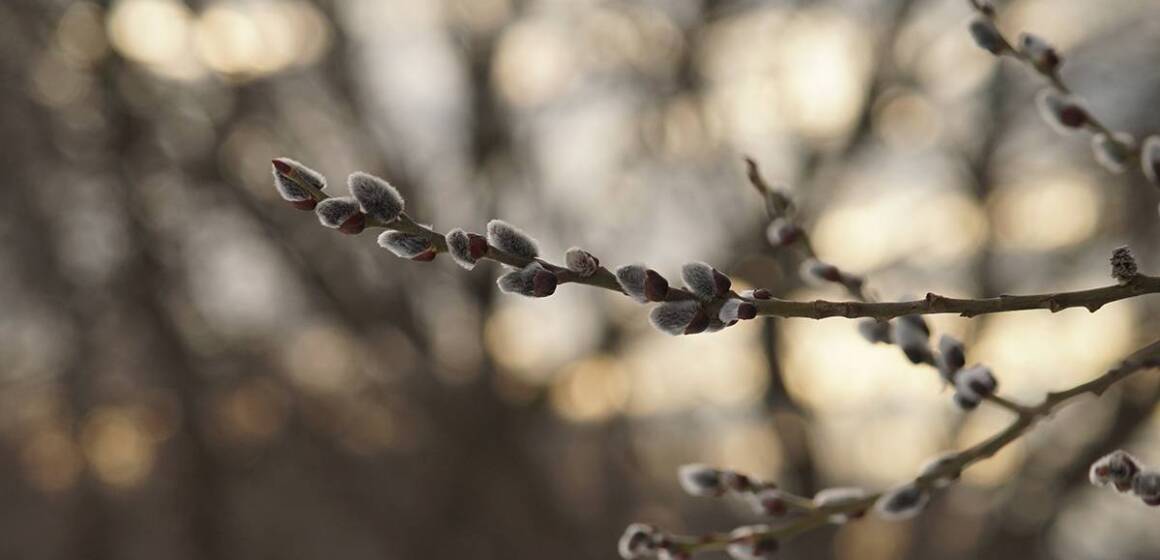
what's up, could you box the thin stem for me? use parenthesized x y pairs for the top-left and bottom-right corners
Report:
(293, 173), (1160, 322)
(967, 0), (1134, 155)
(678, 338), (1160, 554)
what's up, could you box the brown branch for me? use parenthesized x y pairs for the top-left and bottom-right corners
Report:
(285, 171), (1160, 323)
(662, 338), (1160, 556)
(751, 276), (1160, 320)
(966, 0), (1133, 157)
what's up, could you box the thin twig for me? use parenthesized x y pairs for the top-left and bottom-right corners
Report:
(670, 338), (1160, 555)
(287, 174), (1160, 322)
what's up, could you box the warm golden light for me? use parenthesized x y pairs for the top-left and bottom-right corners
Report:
(991, 171), (1102, 252)
(82, 407), (156, 488)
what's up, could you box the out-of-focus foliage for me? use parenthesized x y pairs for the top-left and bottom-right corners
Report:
(1, 0), (1159, 559)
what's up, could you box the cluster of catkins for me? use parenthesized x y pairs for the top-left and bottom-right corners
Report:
(1089, 450), (1160, 506)
(271, 158), (764, 335)
(619, 459), (963, 560)
(856, 312), (998, 409)
(967, 5), (1160, 187)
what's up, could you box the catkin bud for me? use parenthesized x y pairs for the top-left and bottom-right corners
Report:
(377, 231), (435, 261)
(968, 17), (1007, 55)
(348, 172), (404, 223)
(315, 197), (365, 234)
(857, 319), (892, 345)
(681, 262), (731, 300)
(486, 219), (539, 259)
(740, 288), (772, 300)
(726, 526), (778, 560)
(1142, 135), (1160, 186)
(1110, 246), (1138, 284)
(874, 483), (929, 521)
(748, 487), (787, 517)
(272, 158), (326, 208)
(649, 301), (707, 335)
(677, 464), (725, 497)
(721, 470), (755, 493)
(719, 299), (757, 323)
(799, 258), (842, 286)
(765, 218), (803, 247)
(936, 335), (966, 382)
(445, 229), (487, 270)
(813, 487), (868, 524)
(954, 364), (997, 401)
(1018, 33), (1060, 72)
(1132, 471), (1160, 506)
(564, 248), (600, 278)
(953, 391), (980, 410)
(644, 270), (670, 302)
(497, 263), (557, 298)
(1091, 133), (1136, 174)
(1089, 450), (1141, 492)
(1036, 89), (1089, 134)
(919, 452), (961, 488)
(893, 315), (932, 365)
(618, 523), (661, 560)
(617, 264), (650, 303)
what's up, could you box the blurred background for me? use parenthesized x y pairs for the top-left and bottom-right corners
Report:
(2, 0), (1160, 558)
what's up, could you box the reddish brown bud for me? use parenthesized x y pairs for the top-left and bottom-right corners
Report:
(531, 268), (558, 297)
(411, 249), (437, 262)
(684, 307), (710, 335)
(644, 270), (669, 302)
(338, 213), (366, 235)
(712, 269), (732, 297)
(272, 159), (293, 174)
(291, 198), (318, 211)
(736, 302), (757, 320)
(467, 233), (489, 260)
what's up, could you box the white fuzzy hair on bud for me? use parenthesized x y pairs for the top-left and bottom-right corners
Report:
(681, 262), (729, 300)
(348, 172), (404, 223)
(272, 157), (326, 201)
(747, 487), (787, 517)
(919, 452), (961, 488)
(1133, 471), (1160, 506)
(799, 258), (842, 286)
(1018, 32), (1060, 72)
(813, 487), (867, 524)
(677, 464), (725, 497)
(893, 315), (932, 365)
(968, 16), (1006, 55)
(1090, 450), (1141, 492)
(564, 248), (600, 278)
(377, 231), (432, 259)
(315, 197), (361, 228)
(857, 319), (892, 345)
(1035, 89), (1090, 134)
(765, 218), (802, 247)
(497, 262), (557, 298)
(1142, 135), (1160, 185)
(618, 523), (661, 560)
(650, 301), (705, 336)
(954, 364), (997, 401)
(725, 525), (778, 560)
(718, 299), (757, 323)
(616, 264), (650, 302)
(486, 219), (539, 259)
(1091, 133), (1136, 174)
(936, 335), (966, 383)
(445, 229), (477, 270)
(874, 483), (929, 521)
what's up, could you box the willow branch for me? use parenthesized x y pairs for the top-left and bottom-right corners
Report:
(669, 338), (1160, 555)
(286, 169), (1160, 323)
